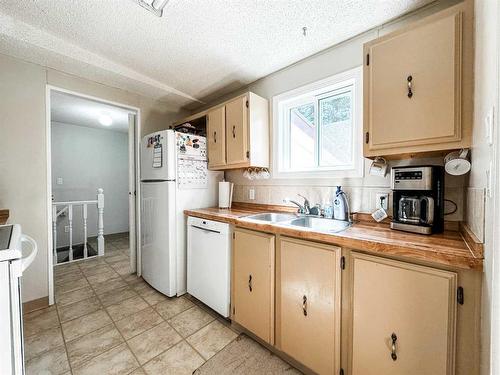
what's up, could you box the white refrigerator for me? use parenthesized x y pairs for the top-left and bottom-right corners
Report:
(140, 130), (222, 297)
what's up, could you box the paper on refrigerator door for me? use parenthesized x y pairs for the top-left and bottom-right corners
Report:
(152, 144), (163, 168)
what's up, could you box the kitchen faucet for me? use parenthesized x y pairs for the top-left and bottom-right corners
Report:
(283, 195), (310, 215)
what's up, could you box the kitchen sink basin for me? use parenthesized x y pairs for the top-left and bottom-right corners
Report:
(282, 216), (351, 233)
(241, 212), (298, 223)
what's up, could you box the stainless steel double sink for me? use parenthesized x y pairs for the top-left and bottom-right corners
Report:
(240, 212), (351, 233)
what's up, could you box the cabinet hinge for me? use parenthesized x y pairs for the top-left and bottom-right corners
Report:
(246, 150), (250, 159)
(340, 256), (345, 270)
(340, 369), (344, 375)
(232, 305), (235, 315)
(232, 232), (235, 240)
(366, 53), (370, 66)
(457, 286), (464, 305)
(365, 131), (370, 144)
(246, 100), (249, 108)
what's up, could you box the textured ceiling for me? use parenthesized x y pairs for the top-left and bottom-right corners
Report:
(51, 91), (133, 133)
(0, 0), (433, 110)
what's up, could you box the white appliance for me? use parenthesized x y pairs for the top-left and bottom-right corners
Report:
(0, 224), (38, 375)
(187, 217), (231, 317)
(140, 130), (223, 297)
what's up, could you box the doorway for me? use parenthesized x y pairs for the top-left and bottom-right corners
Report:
(46, 86), (141, 305)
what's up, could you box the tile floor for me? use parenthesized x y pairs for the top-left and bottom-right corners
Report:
(23, 233), (241, 375)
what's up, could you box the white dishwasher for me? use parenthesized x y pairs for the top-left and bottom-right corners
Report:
(187, 216), (232, 317)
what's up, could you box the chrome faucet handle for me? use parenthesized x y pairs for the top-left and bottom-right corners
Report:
(297, 194), (311, 212)
(283, 198), (306, 214)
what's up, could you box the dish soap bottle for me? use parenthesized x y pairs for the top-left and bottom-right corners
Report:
(333, 186), (350, 222)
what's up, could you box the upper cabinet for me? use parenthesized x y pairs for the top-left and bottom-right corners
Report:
(363, 6), (471, 158)
(207, 92), (269, 170)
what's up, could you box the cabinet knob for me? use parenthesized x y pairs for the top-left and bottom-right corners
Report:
(248, 274), (252, 292)
(232, 125), (236, 138)
(214, 131), (217, 143)
(407, 75), (413, 98)
(390, 332), (398, 361)
(302, 295), (308, 316)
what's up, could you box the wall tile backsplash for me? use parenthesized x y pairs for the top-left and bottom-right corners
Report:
(465, 187), (486, 242)
(232, 184), (465, 222)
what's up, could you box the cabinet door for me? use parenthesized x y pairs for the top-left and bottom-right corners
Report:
(225, 96), (249, 165)
(277, 238), (341, 375)
(350, 252), (457, 375)
(207, 106), (226, 168)
(232, 229), (274, 344)
(364, 11), (462, 154)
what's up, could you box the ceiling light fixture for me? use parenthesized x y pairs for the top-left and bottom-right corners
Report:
(99, 115), (113, 126)
(138, 0), (170, 17)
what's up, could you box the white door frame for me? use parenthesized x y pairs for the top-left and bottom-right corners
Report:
(45, 85), (141, 305)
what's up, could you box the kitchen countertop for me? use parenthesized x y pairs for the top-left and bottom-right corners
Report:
(184, 205), (483, 271)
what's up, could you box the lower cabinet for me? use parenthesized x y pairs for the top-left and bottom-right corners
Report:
(349, 252), (457, 375)
(276, 237), (341, 375)
(232, 228), (275, 344)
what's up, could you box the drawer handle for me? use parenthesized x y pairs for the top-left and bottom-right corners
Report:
(214, 131), (217, 143)
(302, 295), (307, 316)
(391, 333), (398, 361)
(407, 75), (413, 98)
(232, 125), (236, 138)
(248, 274), (252, 292)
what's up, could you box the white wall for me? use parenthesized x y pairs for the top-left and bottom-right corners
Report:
(51, 122), (129, 247)
(0, 52), (186, 303)
(468, 1), (500, 374)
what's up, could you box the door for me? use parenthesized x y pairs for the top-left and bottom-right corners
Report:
(350, 252), (457, 375)
(140, 181), (176, 297)
(207, 106), (226, 168)
(128, 113), (137, 273)
(225, 96), (248, 165)
(277, 238), (341, 375)
(232, 229), (274, 344)
(364, 11), (462, 152)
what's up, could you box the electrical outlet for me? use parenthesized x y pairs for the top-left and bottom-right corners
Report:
(64, 225), (69, 233)
(375, 193), (389, 210)
(248, 188), (255, 200)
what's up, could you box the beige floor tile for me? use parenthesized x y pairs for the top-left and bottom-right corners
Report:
(66, 324), (124, 367)
(58, 296), (101, 323)
(55, 286), (95, 307)
(168, 305), (215, 338)
(154, 296), (194, 320)
(55, 269), (84, 285)
(114, 306), (163, 340)
(140, 287), (169, 306)
(127, 321), (182, 364)
(105, 254), (128, 265)
(122, 273), (143, 285)
(81, 264), (113, 277)
(61, 309), (113, 342)
(97, 286), (137, 307)
(78, 257), (108, 270)
(24, 307), (60, 337)
(187, 320), (238, 360)
(55, 278), (90, 295)
(129, 368), (147, 375)
(86, 268), (119, 285)
(54, 262), (81, 276)
(113, 263), (134, 276)
(106, 295), (149, 321)
(26, 346), (70, 375)
(142, 340), (204, 375)
(25, 326), (65, 360)
(131, 279), (153, 293)
(72, 343), (139, 375)
(92, 277), (128, 295)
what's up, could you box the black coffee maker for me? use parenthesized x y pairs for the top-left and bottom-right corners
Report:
(390, 166), (444, 235)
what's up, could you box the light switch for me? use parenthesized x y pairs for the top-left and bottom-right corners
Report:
(57, 177), (63, 185)
(485, 106), (495, 146)
(248, 188), (255, 200)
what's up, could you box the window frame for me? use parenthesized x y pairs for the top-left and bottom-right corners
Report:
(272, 66), (364, 179)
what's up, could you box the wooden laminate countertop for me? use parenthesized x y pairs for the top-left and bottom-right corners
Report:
(184, 206), (483, 271)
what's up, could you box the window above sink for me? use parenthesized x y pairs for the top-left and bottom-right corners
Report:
(272, 66), (364, 179)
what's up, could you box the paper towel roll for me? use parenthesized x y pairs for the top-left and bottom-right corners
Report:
(219, 182), (234, 208)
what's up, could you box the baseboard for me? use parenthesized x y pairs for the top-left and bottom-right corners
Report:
(23, 296), (49, 314)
